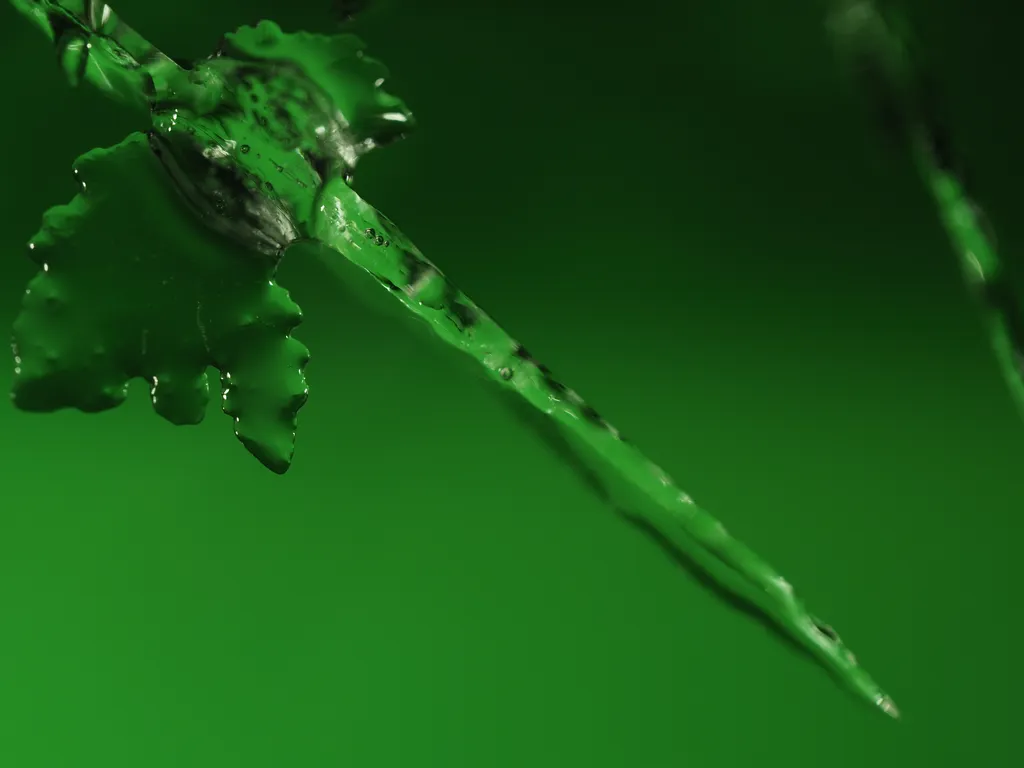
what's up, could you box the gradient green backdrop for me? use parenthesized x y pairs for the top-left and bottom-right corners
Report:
(1, 1), (1020, 765)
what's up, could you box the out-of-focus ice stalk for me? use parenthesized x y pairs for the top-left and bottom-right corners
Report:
(828, 0), (1024, 418)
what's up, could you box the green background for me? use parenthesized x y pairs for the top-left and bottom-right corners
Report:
(1, 0), (1021, 765)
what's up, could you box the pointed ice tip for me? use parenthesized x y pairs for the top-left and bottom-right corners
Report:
(877, 695), (901, 720)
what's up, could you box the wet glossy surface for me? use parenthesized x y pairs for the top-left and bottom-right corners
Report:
(1, 0), (1021, 765)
